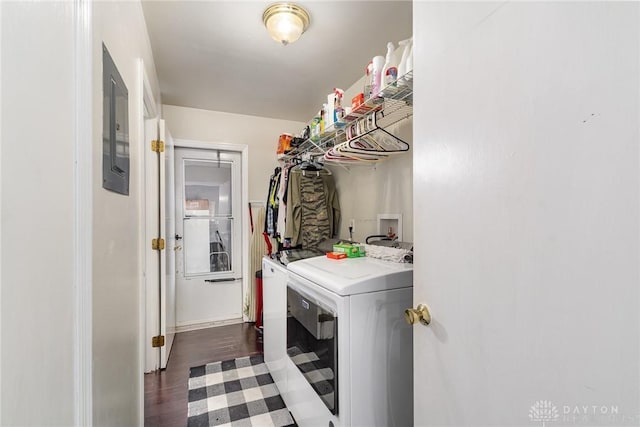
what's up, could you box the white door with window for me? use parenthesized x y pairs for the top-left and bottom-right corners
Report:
(412, 2), (639, 426)
(174, 147), (243, 328)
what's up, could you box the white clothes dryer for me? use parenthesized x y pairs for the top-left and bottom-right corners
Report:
(283, 255), (413, 427)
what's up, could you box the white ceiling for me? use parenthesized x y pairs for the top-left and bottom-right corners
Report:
(141, 1), (412, 122)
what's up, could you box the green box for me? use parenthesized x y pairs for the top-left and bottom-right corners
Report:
(332, 243), (366, 258)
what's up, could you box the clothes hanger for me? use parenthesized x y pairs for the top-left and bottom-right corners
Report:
(298, 160), (319, 171)
(324, 146), (384, 163)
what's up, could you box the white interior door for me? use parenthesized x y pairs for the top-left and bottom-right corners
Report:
(144, 117), (160, 372)
(159, 119), (176, 368)
(413, 2), (639, 426)
(144, 118), (177, 371)
(174, 147), (243, 329)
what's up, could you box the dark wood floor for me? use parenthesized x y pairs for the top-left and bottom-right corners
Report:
(144, 323), (263, 427)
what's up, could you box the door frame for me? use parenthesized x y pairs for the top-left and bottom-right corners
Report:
(173, 139), (250, 323)
(73, 0), (93, 425)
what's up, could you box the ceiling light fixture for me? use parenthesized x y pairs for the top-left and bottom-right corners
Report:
(262, 3), (310, 46)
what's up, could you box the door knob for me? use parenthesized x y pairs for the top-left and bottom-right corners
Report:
(405, 304), (431, 326)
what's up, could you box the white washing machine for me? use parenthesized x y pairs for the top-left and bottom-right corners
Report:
(284, 255), (413, 427)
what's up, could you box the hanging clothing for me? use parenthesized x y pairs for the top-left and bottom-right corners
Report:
(276, 163), (293, 241)
(284, 168), (340, 248)
(264, 168), (281, 237)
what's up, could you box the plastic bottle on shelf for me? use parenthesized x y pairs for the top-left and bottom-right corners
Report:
(397, 37), (413, 86)
(310, 116), (320, 141)
(405, 39), (414, 76)
(364, 60), (373, 98)
(381, 42), (398, 88)
(320, 105), (326, 134)
(371, 55), (385, 98)
(333, 88), (345, 123)
(325, 93), (335, 129)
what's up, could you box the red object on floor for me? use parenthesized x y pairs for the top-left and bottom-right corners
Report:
(255, 270), (263, 328)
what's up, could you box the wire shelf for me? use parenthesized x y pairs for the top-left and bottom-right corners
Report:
(280, 71), (413, 163)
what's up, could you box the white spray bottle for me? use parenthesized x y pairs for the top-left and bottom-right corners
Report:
(397, 37), (413, 86)
(405, 39), (414, 76)
(381, 42), (398, 88)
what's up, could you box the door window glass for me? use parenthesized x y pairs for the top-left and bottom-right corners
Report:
(182, 158), (236, 276)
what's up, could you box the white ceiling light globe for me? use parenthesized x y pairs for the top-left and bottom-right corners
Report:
(263, 3), (310, 46)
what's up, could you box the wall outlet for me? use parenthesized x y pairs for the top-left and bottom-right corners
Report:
(349, 219), (355, 232)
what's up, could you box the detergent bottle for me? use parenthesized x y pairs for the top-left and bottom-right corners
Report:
(397, 37), (413, 85)
(381, 42), (398, 87)
(371, 55), (385, 97)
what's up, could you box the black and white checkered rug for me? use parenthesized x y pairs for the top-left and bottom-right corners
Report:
(286, 346), (335, 413)
(188, 354), (296, 427)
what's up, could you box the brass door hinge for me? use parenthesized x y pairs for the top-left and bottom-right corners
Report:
(151, 140), (165, 153)
(152, 335), (165, 348)
(152, 238), (165, 250)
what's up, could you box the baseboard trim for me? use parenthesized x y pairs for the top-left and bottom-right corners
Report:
(175, 318), (245, 333)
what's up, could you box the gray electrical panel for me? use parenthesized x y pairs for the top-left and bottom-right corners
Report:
(102, 43), (129, 195)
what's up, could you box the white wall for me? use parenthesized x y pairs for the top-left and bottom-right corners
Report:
(92, 2), (160, 426)
(162, 105), (304, 203)
(328, 45), (413, 243)
(328, 121), (412, 243)
(413, 2), (639, 425)
(1, 2), (76, 425)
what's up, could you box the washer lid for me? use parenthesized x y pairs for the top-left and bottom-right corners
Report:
(287, 255), (413, 296)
